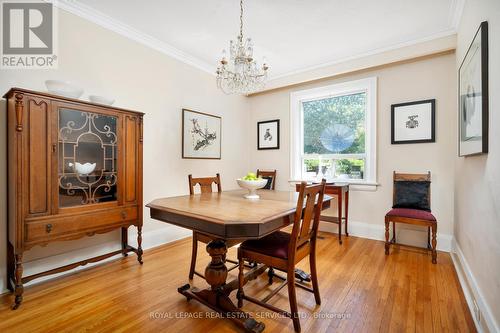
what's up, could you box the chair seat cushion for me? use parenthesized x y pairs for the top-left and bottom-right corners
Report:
(386, 208), (436, 221)
(240, 231), (290, 259)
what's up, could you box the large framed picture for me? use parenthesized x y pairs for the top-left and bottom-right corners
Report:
(182, 109), (221, 159)
(459, 21), (489, 156)
(391, 99), (436, 144)
(257, 119), (280, 150)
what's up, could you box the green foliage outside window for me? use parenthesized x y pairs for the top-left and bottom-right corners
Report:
(303, 93), (366, 154)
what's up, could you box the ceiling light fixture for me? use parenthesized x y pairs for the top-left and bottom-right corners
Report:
(216, 0), (268, 95)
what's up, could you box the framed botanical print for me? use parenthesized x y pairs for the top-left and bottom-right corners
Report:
(182, 109), (221, 159)
(257, 119), (280, 150)
(459, 21), (489, 156)
(391, 99), (436, 144)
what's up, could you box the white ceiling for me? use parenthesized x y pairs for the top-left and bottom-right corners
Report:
(65, 0), (463, 79)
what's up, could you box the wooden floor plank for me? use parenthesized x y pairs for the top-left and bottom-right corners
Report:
(0, 233), (476, 333)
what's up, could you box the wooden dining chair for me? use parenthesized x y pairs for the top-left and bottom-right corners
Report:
(385, 171), (438, 264)
(256, 169), (277, 190)
(237, 180), (326, 332)
(188, 174), (239, 279)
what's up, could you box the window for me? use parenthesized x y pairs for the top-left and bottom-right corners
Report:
(290, 77), (377, 184)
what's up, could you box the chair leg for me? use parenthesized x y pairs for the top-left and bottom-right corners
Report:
(384, 219), (390, 255)
(237, 252), (245, 308)
(309, 242), (321, 305)
(287, 268), (301, 332)
(427, 226), (431, 249)
(392, 222), (396, 243)
(431, 224), (437, 264)
(189, 232), (198, 280)
(268, 267), (274, 284)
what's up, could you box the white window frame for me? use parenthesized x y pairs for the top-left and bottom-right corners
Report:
(290, 77), (377, 185)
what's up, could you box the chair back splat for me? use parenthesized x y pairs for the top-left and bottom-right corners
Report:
(188, 173), (222, 194)
(289, 180), (327, 257)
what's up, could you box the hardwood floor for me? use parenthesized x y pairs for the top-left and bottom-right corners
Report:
(0, 233), (475, 333)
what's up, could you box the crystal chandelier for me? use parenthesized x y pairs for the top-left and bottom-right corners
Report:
(216, 0), (269, 94)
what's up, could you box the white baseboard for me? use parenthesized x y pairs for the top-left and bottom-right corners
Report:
(319, 220), (453, 252)
(451, 239), (499, 333)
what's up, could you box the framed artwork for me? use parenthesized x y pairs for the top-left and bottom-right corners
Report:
(257, 119), (280, 150)
(182, 109), (221, 159)
(459, 21), (489, 156)
(391, 99), (435, 144)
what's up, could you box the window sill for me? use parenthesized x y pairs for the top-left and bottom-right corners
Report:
(288, 179), (379, 191)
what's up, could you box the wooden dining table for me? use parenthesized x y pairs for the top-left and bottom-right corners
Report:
(146, 189), (331, 332)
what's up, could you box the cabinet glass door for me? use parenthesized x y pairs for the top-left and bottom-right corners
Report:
(58, 108), (118, 207)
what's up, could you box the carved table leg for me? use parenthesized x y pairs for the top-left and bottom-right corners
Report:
(178, 239), (265, 333)
(12, 254), (24, 310)
(137, 226), (143, 264)
(384, 218), (390, 255)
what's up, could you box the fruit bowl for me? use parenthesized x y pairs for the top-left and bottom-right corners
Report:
(237, 178), (268, 199)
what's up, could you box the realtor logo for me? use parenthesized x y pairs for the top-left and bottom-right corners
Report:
(1, 1), (58, 68)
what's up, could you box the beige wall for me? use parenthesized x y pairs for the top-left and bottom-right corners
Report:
(248, 53), (457, 249)
(454, 0), (500, 331)
(0, 9), (250, 292)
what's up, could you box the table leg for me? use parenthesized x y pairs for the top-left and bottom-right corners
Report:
(344, 189), (349, 236)
(178, 239), (265, 333)
(338, 193), (342, 244)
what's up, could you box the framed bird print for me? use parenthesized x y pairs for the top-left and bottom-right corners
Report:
(182, 109), (221, 159)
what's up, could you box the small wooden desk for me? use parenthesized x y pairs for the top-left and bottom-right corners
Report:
(295, 183), (349, 244)
(147, 189), (331, 332)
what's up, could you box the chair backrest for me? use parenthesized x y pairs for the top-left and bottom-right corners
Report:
(289, 180), (326, 256)
(393, 171), (431, 210)
(188, 173), (222, 195)
(256, 169), (277, 190)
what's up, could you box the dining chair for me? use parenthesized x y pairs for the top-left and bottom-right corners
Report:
(188, 174), (239, 279)
(256, 169), (277, 190)
(384, 171), (438, 263)
(237, 180), (326, 332)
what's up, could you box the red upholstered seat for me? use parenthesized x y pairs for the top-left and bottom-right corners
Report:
(386, 208), (436, 221)
(240, 231), (291, 259)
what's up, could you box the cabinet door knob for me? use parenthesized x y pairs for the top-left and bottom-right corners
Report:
(121, 210), (127, 219)
(46, 224), (53, 233)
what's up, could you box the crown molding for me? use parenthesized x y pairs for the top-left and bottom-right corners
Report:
(267, 29), (457, 81)
(51, 0), (215, 75)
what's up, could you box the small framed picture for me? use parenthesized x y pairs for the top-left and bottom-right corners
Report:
(182, 109), (221, 159)
(391, 99), (435, 144)
(257, 119), (280, 150)
(459, 21), (488, 156)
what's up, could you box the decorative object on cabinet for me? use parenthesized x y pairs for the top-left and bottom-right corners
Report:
(391, 99), (435, 144)
(182, 108), (221, 159)
(257, 119), (280, 150)
(3, 88), (144, 309)
(459, 21), (488, 156)
(88, 95), (115, 106)
(44, 80), (84, 98)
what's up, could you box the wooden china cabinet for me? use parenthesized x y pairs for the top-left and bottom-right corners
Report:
(3, 88), (144, 309)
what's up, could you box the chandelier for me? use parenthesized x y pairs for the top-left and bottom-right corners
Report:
(216, 0), (269, 94)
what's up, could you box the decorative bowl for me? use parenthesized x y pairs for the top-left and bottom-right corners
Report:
(69, 162), (96, 176)
(45, 80), (84, 98)
(89, 95), (115, 106)
(236, 178), (268, 199)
